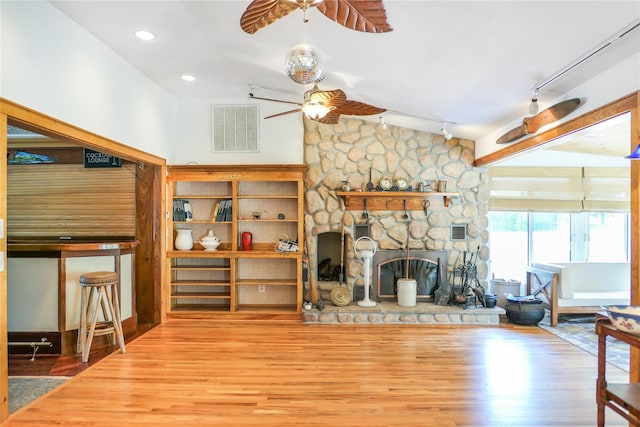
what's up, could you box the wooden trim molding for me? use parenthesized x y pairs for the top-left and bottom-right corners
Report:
(0, 98), (166, 167)
(0, 112), (8, 421)
(474, 91), (639, 167)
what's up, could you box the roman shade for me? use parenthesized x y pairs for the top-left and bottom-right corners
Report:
(489, 166), (629, 212)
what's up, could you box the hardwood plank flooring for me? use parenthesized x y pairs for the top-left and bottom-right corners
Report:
(2, 320), (630, 426)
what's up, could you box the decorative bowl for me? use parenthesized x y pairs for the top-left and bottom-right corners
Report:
(606, 305), (640, 335)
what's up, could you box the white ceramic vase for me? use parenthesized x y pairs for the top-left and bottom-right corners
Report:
(175, 229), (193, 250)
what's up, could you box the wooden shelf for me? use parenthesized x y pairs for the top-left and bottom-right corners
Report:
(171, 292), (230, 299)
(235, 279), (297, 286)
(170, 280), (231, 286)
(336, 191), (459, 209)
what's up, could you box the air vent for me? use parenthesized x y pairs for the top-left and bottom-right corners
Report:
(211, 105), (259, 152)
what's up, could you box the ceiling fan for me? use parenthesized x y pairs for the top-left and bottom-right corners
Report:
(249, 83), (386, 124)
(496, 98), (582, 144)
(240, 0), (393, 34)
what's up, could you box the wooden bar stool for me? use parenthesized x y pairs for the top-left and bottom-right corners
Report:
(77, 271), (126, 363)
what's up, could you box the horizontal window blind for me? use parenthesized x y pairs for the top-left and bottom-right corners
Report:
(489, 166), (629, 212)
(8, 164), (136, 237)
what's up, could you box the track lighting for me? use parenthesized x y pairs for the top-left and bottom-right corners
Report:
(441, 123), (453, 141)
(529, 91), (539, 115)
(379, 116), (387, 130)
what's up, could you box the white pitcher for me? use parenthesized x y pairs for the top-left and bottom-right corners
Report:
(174, 229), (193, 250)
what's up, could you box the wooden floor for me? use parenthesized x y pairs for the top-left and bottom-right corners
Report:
(2, 320), (630, 426)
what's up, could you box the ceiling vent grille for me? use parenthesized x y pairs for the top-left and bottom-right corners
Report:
(211, 105), (259, 152)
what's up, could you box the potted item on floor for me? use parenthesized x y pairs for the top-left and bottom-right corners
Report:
(504, 295), (545, 325)
(484, 293), (497, 308)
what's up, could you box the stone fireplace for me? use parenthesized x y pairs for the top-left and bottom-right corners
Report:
(303, 116), (490, 307)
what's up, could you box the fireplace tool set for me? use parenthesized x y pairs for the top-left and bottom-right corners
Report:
(435, 246), (487, 307)
(450, 246), (488, 306)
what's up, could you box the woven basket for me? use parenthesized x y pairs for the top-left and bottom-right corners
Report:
(330, 287), (351, 307)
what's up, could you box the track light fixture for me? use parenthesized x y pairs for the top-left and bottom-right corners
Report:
(441, 123), (453, 141)
(529, 90), (539, 115)
(379, 116), (387, 130)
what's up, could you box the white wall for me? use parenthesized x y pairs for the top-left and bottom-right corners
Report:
(0, 1), (176, 160)
(476, 52), (640, 159)
(174, 98), (303, 165)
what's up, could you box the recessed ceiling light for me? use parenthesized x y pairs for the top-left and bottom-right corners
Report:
(134, 30), (156, 41)
(181, 74), (196, 82)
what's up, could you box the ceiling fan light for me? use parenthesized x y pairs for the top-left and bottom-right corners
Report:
(285, 44), (323, 85)
(302, 100), (330, 119)
(625, 144), (640, 159)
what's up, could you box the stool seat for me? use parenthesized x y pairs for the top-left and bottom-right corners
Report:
(80, 271), (118, 285)
(77, 271), (126, 362)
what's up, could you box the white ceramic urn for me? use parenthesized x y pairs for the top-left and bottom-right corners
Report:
(199, 230), (221, 251)
(174, 229), (194, 250)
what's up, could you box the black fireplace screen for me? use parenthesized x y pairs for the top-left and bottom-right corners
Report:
(372, 250), (447, 301)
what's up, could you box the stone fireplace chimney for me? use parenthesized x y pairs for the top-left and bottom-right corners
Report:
(303, 116), (489, 303)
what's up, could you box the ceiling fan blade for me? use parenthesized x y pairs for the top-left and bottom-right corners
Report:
(335, 100), (386, 116)
(240, 0), (298, 34)
(264, 108), (303, 119)
(309, 89), (347, 107)
(317, 0), (393, 33)
(523, 98), (582, 134)
(249, 93), (302, 107)
(496, 98), (582, 144)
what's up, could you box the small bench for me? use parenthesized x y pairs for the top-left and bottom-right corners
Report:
(526, 262), (630, 327)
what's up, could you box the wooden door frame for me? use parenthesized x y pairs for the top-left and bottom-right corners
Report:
(0, 98), (167, 422)
(476, 91), (640, 384)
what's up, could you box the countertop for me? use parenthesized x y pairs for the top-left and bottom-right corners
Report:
(8, 237), (138, 253)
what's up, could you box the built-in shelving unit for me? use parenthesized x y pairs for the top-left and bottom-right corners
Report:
(166, 165), (306, 318)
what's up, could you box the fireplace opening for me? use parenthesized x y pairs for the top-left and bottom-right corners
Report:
(316, 232), (346, 281)
(372, 250), (448, 302)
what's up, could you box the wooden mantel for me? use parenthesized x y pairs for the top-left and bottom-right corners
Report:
(336, 191), (459, 210)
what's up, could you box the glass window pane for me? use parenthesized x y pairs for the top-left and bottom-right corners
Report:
(587, 212), (628, 262)
(531, 213), (570, 263)
(488, 212), (528, 283)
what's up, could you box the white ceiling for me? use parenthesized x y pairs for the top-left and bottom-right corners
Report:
(48, 1), (639, 145)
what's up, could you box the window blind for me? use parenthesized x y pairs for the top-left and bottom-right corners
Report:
(489, 166), (629, 212)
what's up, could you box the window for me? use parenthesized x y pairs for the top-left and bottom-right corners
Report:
(489, 211), (629, 283)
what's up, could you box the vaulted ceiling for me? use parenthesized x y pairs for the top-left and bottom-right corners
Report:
(48, 0), (640, 145)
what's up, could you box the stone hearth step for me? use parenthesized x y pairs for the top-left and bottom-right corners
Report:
(303, 301), (504, 325)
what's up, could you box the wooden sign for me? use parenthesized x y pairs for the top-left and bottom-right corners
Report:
(83, 149), (122, 168)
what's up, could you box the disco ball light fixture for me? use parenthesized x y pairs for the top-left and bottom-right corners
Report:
(285, 44), (323, 85)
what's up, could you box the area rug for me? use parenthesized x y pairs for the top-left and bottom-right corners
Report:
(538, 314), (629, 372)
(9, 376), (70, 414)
